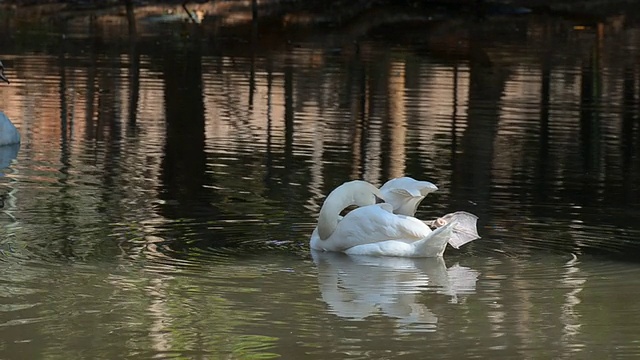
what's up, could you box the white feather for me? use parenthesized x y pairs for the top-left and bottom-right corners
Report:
(380, 177), (438, 216)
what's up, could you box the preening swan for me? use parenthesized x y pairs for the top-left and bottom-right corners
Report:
(0, 61), (20, 147)
(310, 180), (458, 257)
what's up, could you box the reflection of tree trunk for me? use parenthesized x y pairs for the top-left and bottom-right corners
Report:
(57, 29), (75, 258)
(384, 62), (406, 180)
(160, 39), (209, 218)
(128, 43), (140, 135)
(264, 60), (278, 197)
(127, 36), (140, 134)
(284, 65), (294, 182)
(99, 65), (120, 201)
(350, 56), (366, 180)
(59, 39), (70, 173)
(248, 0), (258, 110)
(621, 65), (636, 202)
(621, 66), (636, 168)
(452, 56), (507, 221)
(579, 52), (600, 175)
(125, 0), (139, 134)
(85, 21), (99, 141)
(403, 56), (424, 177)
(308, 94), (326, 212)
(364, 59), (384, 184)
(452, 64), (459, 159)
(264, 62), (274, 188)
(252, 0), (258, 24)
(536, 56), (551, 200)
(124, 0), (136, 37)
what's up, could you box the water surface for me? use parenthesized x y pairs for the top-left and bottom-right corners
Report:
(0, 4), (639, 359)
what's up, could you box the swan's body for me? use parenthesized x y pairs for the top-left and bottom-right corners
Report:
(310, 180), (456, 257)
(0, 61), (19, 147)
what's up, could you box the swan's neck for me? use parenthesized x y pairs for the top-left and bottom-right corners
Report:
(317, 181), (380, 240)
(316, 180), (382, 240)
(317, 189), (350, 240)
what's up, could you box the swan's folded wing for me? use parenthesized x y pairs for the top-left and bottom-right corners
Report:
(439, 211), (480, 249)
(342, 204), (430, 243)
(387, 215), (434, 241)
(380, 177), (438, 196)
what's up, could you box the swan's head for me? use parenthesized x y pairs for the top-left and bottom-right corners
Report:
(379, 177), (438, 216)
(0, 61), (8, 84)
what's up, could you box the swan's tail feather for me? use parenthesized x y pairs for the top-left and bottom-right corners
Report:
(412, 221), (456, 257)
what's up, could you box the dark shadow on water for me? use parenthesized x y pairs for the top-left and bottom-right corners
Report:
(158, 30), (225, 250)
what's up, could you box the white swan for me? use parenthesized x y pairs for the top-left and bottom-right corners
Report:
(380, 176), (481, 249)
(310, 180), (457, 257)
(0, 61), (20, 147)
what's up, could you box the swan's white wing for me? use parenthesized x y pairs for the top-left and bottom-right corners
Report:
(342, 204), (431, 241)
(345, 221), (455, 257)
(380, 177), (438, 196)
(379, 177), (438, 216)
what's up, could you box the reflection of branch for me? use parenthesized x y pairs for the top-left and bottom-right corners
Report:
(182, 2), (200, 24)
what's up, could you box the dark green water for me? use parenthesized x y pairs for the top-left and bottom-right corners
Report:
(0, 4), (639, 359)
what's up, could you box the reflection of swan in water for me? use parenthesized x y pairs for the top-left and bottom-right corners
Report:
(312, 250), (479, 330)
